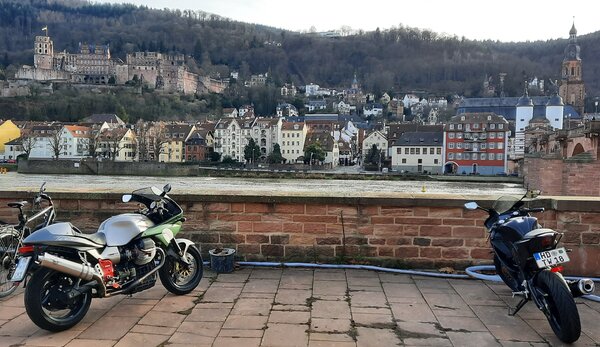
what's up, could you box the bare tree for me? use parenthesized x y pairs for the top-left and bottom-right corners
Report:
(49, 129), (62, 160)
(21, 136), (38, 157)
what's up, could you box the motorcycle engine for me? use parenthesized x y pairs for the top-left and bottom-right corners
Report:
(120, 238), (157, 266)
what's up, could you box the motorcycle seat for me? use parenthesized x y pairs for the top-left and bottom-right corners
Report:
(72, 225), (107, 245)
(8, 201), (28, 208)
(522, 228), (555, 240)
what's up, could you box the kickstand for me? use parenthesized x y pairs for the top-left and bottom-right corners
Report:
(508, 297), (528, 316)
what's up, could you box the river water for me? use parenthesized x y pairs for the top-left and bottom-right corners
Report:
(0, 172), (524, 197)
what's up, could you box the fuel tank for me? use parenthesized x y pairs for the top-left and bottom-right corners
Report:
(23, 222), (104, 249)
(97, 213), (155, 246)
(491, 216), (540, 264)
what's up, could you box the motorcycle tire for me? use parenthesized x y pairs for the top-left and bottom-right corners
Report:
(24, 268), (92, 332)
(534, 270), (581, 343)
(493, 255), (522, 292)
(0, 232), (19, 298)
(159, 243), (203, 295)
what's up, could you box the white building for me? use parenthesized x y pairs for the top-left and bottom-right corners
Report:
(391, 132), (443, 174)
(362, 130), (388, 159)
(280, 122), (307, 163)
(252, 118), (282, 160)
(59, 125), (92, 159)
(402, 94), (420, 107)
(96, 128), (137, 161)
(305, 83), (320, 96)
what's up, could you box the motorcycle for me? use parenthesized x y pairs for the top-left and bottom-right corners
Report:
(465, 191), (595, 343)
(11, 184), (203, 332)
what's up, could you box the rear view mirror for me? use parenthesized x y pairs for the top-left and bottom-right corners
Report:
(464, 202), (479, 210)
(163, 183), (172, 194)
(122, 194), (132, 203)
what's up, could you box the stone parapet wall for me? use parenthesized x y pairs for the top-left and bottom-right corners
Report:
(524, 156), (600, 196)
(1, 191), (599, 276)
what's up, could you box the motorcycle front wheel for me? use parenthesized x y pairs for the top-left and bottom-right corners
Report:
(534, 270), (581, 343)
(24, 268), (92, 332)
(159, 243), (203, 295)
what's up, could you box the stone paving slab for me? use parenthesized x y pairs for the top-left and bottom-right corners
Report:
(1, 267), (599, 346)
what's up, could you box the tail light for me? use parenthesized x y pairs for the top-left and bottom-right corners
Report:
(551, 266), (564, 273)
(18, 245), (35, 254)
(540, 235), (555, 248)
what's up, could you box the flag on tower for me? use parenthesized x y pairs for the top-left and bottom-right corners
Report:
(42, 26), (48, 35)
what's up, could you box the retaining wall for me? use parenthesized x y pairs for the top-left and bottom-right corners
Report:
(1, 190), (598, 276)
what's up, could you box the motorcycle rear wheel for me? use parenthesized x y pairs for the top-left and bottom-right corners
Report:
(159, 243), (203, 295)
(0, 232), (19, 298)
(24, 268), (92, 332)
(534, 270), (581, 343)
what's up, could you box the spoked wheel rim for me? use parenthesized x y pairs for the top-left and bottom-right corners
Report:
(39, 273), (89, 323)
(170, 252), (198, 286)
(0, 233), (18, 296)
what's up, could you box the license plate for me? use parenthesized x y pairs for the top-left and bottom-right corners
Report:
(534, 248), (570, 268)
(10, 256), (31, 282)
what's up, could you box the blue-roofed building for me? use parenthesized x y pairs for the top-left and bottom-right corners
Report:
(457, 96), (580, 121)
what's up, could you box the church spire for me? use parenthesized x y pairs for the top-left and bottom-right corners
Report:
(569, 18), (577, 42)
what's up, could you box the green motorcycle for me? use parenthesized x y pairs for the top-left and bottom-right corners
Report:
(11, 184), (203, 331)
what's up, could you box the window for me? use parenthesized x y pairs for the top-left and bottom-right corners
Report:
(456, 143), (463, 149)
(480, 143), (487, 149)
(423, 148), (427, 154)
(473, 123), (479, 129)
(397, 148), (401, 154)
(497, 153), (503, 160)
(498, 143), (503, 149)
(480, 153), (486, 160)
(410, 148), (415, 154)
(437, 148), (441, 154)
(405, 148), (409, 155)
(456, 153), (463, 160)
(464, 153), (470, 160)
(472, 153), (478, 160)
(448, 153), (454, 160)
(457, 124), (463, 130)
(457, 133), (463, 139)
(418, 159), (422, 164)
(489, 142), (495, 149)
(429, 148), (434, 155)
(449, 124), (455, 130)
(489, 132), (495, 139)
(448, 143), (455, 149)
(402, 158), (407, 163)
(497, 132), (504, 139)
(489, 123), (496, 130)
(434, 159), (438, 164)
(464, 143), (471, 150)
(449, 133), (455, 139)
(499, 124), (504, 129)
(416, 148), (420, 155)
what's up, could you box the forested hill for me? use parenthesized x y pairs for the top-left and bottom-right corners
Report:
(1, 0), (600, 101)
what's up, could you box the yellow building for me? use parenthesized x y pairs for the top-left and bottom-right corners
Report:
(0, 120), (21, 154)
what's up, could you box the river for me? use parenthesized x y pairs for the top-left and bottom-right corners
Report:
(0, 172), (524, 197)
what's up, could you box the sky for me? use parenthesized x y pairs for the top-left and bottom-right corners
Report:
(94, 0), (599, 42)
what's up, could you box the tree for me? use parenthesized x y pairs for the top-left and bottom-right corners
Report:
(209, 151), (221, 162)
(21, 136), (37, 157)
(304, 143), (325, 164)
(243, 137), (260, 164)
(49, 129), (62, 160)
(365, 144), (382, 166)
(267, 143), (284, 164)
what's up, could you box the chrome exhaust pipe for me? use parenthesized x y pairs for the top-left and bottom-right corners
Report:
(578, 279), (595, 295)
(38, 253), (100, 281)
(568, 278), (595, 297)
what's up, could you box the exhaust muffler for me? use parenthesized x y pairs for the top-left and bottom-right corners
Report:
(568, 278), (595, 297)
(38, 253), (101, 281)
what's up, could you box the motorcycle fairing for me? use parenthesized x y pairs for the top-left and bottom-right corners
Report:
(23, 222), (105, 249)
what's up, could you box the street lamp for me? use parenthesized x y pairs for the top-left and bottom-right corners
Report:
(252, 147), (255, 167)
(310, 152), (314, 171)
(595, 101), (598, 114)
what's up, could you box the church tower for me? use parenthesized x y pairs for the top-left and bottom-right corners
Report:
(559, 22), (585, 115)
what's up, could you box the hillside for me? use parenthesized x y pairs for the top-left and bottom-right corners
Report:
(0, 0), (599, 120)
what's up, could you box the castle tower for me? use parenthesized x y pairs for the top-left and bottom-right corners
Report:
(514, 86), (534, 158)
(559, 22), (585, 115)
(546, 92), (564, 129)
(33, 35), (54, 69)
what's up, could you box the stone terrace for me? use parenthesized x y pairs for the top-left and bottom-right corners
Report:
(1, 267), (599, 347)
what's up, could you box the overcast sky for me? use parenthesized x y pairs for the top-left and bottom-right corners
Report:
(95, 0), (598, 42)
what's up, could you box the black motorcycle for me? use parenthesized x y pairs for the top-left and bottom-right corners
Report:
(465, 192), (594, 343)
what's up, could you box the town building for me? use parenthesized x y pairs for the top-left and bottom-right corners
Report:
(344, 74), (366, 105)
(59, 125), (92, 159)
(304, 131), (339, 168)
(159, 124), (195, 162)
(280, 122), (307, 163)
(252, 118), (282, 159)
(214, 117), (256, 162)
(185, 130), (209, 162)
(0, 120), (20, 155)
(391, 132), (443, 174)
(442, 113), (509, 175)
(96, 128), (137, 161)
(362, 130), (388, 161)
(28, 124), (63, 159)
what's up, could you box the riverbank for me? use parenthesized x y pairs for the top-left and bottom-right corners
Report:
(17, 159), (523, 184)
